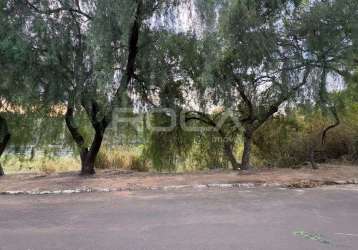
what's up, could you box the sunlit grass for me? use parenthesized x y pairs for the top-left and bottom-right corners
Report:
(95, 146), (150, 172)
(2, 155), (80, 174)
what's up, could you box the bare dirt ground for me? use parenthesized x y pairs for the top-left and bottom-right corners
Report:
(0, 163), (358, 193)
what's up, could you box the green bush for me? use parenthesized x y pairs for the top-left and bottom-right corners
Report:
(253, 108), (358, 167)
(142, 113), (231, 172)
(183, 133), (230, 171)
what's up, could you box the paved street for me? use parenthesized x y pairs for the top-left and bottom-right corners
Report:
(0, 186), (358, 250)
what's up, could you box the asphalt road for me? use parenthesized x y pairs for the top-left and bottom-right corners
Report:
(0, 186), (358, 250)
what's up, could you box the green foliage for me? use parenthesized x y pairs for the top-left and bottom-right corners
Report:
(2, 0), (358, 174)
(254, 105), (358, 167)
(183, 132), (230, 171)
(142, 113), (193, 172)
(142, 112), (231, 172)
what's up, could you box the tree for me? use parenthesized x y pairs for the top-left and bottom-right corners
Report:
(186, 0), (358, 170)
(19, 0), (182, 175)
(296, 0), (358, 167)
(134, 0), (310, 170)
(169, 0), (313, 170)
(108, 0), (358, 172)
(0, 1), (36, 176)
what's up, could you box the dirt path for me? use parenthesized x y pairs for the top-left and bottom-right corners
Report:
(0, 164), (358, 193)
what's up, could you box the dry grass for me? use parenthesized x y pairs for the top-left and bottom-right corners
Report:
(95, 146), (149, 172)
(2, 146), (150, 175)
(2, 155), (80, 174)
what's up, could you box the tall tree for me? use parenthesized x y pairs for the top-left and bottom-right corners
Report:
(135, 0), (309, 170)
(182, 0), (313, 170)
(0, 1), (36, 176)
(19, 0), (181, 175)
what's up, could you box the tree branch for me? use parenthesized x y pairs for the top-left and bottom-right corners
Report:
(321, 106), (340, 145)
(25, 0), (93, 20)
(65, 100), (86, 150)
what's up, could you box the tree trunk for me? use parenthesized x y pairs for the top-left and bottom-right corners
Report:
(309, 145), (319, 170)
(241, 130), (253, 171)
(79, 127), (104, 175)
(0, 164), (4, 176)
(224, 142), (240, 170)
(0, 115), (11, 177)
(66, 130), (104, 176)
(65, 102), (107, 176)
(80, 150), (96, 175)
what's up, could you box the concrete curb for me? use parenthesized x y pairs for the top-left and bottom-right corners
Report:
(0, 183), (256, 196)
(1, 179), (357, 196)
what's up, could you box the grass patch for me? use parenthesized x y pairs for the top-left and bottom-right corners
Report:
(2, 154), (80, 174)
(95, 146), (150, 172)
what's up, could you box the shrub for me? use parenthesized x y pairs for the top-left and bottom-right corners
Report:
(184, 133), (230, 171)
(253, 108), (358, 168)
(39, 161), (57, 174)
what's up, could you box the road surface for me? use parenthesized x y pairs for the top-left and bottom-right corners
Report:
(0, 186), (358, 250)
